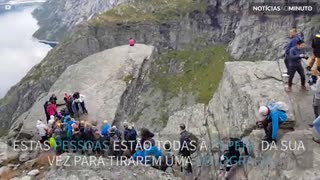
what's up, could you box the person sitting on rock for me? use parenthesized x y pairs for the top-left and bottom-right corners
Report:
(37, 119), (48, 144)
(258, 102), (288, 143)
(287, 40), (308, 92)
(160, 142), (175, 172)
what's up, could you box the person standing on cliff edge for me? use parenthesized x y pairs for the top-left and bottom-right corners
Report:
(129, 38), (135, 46)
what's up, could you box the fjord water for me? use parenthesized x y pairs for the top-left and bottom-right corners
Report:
(0, 5), (51, 98)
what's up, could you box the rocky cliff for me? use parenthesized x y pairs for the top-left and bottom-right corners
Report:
(8, 44), (154, 139)
(1, 0), (320, 139)
(1, 0), (320, 159)
(32, 0), (126, 41)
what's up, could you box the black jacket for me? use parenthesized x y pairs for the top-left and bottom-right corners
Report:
(312, 35), (320, 58)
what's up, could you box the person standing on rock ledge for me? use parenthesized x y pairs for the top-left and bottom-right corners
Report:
(284, 28), (303, 75)
(287, 40), (308, 92)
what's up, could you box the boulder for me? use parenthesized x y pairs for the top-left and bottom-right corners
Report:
(27, 169), (40, 176)
(10, 44), (154, 139)
(20, 176), (32, 180)
(0, 166), (10, 176)
(0, 142), (19, 165)
(46, 154), (180, 180)
(19, 152), (30, 162)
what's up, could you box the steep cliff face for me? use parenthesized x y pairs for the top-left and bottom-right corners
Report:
(32, 0), (126, 41)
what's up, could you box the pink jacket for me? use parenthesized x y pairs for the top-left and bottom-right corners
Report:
(129, 39), (135, 46)
(47, 104), (57, 116)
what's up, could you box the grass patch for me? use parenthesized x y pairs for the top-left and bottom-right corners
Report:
(123, 75), (135, 84)
(91, 0), (207, 25)
(151, 45), (233, 104)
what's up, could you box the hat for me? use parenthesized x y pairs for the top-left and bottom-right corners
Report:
(259, 106), (269, 116)
(103, 120), (108, 124)
(180, 123), (186, 130)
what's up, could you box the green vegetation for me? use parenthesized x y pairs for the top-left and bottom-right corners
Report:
(151, 45), (233, 104)
(123, 75), (135, 85)
(91, 0), (207, 25)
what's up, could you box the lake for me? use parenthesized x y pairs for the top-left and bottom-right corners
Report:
(0, 5), (51, 98)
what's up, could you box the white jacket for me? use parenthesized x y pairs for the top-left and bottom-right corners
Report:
(48, 115), (55, 128)
(79, 94), (85, 103)
(37, 120), (47, 137)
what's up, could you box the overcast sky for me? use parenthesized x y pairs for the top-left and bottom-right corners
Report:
(0, 6), (51, 98)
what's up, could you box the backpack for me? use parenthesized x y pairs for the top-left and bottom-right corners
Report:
(185, 133), (199, 154)
(271, 101), (289, 112)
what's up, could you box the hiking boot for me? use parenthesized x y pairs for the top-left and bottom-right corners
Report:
(301, 86), (308, 91)
(286, 86), (292, 92)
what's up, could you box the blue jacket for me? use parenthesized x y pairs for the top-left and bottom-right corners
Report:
(289, 46), (306, 66)
(313, 116), (320, 136)
(63, 115), (71, 124)
(133, 150), (146, 163)
(286, 35), (302, 55)
(101, 124), (111, 137)
(67, 120), (77, 137)
(145, 146), (162, 163)
(267, 104), (288, 140)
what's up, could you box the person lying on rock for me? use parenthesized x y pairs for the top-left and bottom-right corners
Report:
(287, 39), (308, 92)
(257, 102), (288, 143)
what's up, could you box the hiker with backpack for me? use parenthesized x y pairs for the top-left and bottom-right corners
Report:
(257, 102), (288, 143)
(179, 123), (198, 174)
(64, 94), (74, 117)
(287, 40), (308, 92)
(284, 28), (304, 75)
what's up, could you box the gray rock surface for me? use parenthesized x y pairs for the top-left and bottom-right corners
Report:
(19, 152), (30, 162)
(27, 169), (39, 176)
(0, 141), (19, 166)
(10, 44), (154, 138)
(46, 153), (180, 180)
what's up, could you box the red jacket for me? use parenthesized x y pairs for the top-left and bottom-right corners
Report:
(47, 104), (57, 116)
